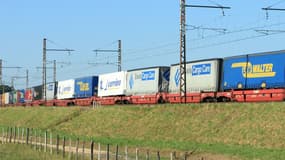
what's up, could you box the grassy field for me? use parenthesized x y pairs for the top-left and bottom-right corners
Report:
(0, 144), (68, 160)
(1, 102), (285, 159)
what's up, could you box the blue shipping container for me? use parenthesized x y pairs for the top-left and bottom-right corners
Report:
(222, 50), (285, 90)
(74, 76), (98, 98)
(18, 89), (25, 103)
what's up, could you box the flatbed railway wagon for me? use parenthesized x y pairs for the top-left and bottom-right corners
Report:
(94, 71), (130, 105)
(221, 50), (285, 102)
(126, 66), (170, 104)
(31, 85), (44, 106)
(54, 79), (75, 106)
(167, 58), (223, 103)
(11, 90), (25, 106)
(74, 76), (98, 106)
(44, 82), (58, 106)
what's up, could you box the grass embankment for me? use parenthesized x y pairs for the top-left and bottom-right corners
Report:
(1, 103), (285, 159)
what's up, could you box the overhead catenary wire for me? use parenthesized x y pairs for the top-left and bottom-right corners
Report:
(53, 15), (285, 80)
(187, 21), (285, 41)
(188, 31), (285, 51)
(82, 22), (285, 75)
(123, 19), (285, 58)
(124, 30), (285, 63)
(267, 0), (285, 8)
(123, 22), (285, 62)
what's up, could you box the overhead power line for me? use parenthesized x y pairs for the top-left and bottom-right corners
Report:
(255, 29), (285, 35)
(186, 25), (227, 33)
(188, 30), (285, 51)
(267, 0), (285, 8)
(92, 40), (122, 72)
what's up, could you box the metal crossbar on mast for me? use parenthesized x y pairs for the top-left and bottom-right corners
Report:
(179, 0), (230, 103)
(262, 8), (285, 11)
(11, 73), (28, 89)
(185, 5), (230, 9)
(93, 40), (122, 72)
(0, 59), (22, 86)
(262, 7), (285, 19)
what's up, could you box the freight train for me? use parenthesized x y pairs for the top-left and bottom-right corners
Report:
(1, 50), (285, 107)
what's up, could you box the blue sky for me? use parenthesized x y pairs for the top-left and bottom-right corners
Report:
(1, 0), (285, 89)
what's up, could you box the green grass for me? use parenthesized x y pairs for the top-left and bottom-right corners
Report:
(0, 144), (68, 160)
(1, 102), (285, 159)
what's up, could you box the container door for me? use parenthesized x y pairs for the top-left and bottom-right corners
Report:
(222, 56), (248, 90)
(246, 53), (285, 89)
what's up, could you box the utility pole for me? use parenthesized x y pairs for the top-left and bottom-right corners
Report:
(53, 60), (56, 83)
(180, 0), (187, 103)
(118, 40), (122, 72)
(179, 0), (230, 103)
(43, 38), (47, 103)
(42, 38), (74, 104)
(93, 40), (122, 72)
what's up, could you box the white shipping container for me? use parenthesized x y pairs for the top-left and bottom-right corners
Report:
(46, 82), (56, 100)
(57, 79), (75, 99)
(126, 67), (170, 95)
(98, 71), (127, 97)
(169, 59), (221, 93)
(4, 92), (9, 104)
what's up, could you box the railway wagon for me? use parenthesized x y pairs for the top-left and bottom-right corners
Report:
(17, 89), (25, 104)
(4, 92), (9, 105)
(168, 58), (223, 103)
(96, 71), (129, 105)
(74, 76), (98, 98)
(12, 91), (17, 104)
(126, 66), (170, 104)
(57, 79), (75, 100)
(55, 79), (75, 106)
(222, 50), (285, 102)
(10, 90), (25, 105)
(74, 76), (98, 106)
(24, 89), (33, 105)
(30, 85), (44, 106)
(98, 71), (127, 97)
(32, 85), (43, 101)
(46, 82), (57, 100)
(223, 50), (285, 90)
(1, 92), (9, 106)
(44, 82), (58, 106)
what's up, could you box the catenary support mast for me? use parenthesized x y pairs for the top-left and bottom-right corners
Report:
(179, 0), (230, 103)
